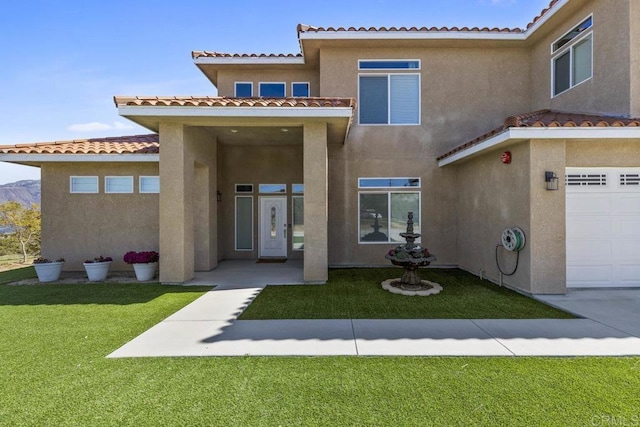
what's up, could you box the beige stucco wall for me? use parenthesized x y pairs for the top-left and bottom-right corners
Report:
(453, 142), (533, 291)
(320, 46), (530, 267)
(529, 0), (632, 116)
(566, 139), (640, 167)
(217, 143), (304, 260)
(629, 0), (640, 117)
(40, 162), (159, 271)
(216, 69), (319, 98)
(159, 124), (217, 283)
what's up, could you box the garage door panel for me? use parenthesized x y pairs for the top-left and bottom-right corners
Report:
(613, 195), (640, 213)
(566, 239), (612, 262)
(619, 266), (640, 285)
(566, 168), (640, 288)
(566, 217), (611, 238)
(566, 195), (611, 214)
(566, 265), (612, 286)
(612, 218), (640, 237)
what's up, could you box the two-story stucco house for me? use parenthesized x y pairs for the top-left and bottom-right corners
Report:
(2, 0), (640, 294)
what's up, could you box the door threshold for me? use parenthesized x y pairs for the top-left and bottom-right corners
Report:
(256, 258), (288, 264)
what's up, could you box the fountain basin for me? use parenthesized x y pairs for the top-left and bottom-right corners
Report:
(381, 279), (443, 296)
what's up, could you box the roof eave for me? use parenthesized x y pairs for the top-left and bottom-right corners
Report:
(438, 127), (640, 167)
(0, 153), (159, 164)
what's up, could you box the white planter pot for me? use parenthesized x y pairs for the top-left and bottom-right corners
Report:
(34, 262), (64, 283)
(83, 261), (112, 282)
(132, 262), (157, 281)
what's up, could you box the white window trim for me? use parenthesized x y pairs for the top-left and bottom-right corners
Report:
(259, 183), (287, 193)
(550, 14), (593, 54)
(357, 190), (421, 245)
(105, 176), (134, 194)
(234, 82), (253, 97)
(358, 59), (421, 70)
(235, 183), (254, 193)
(70, 176), (99, 194)
(139, 176), (160, 194)
(291, 82), (310, 97)
(551, 15), (594, 98)
(292, 195), (304, 251)
(258, 82), (286, 97)
(358, 177), (421, 189)
(235, 195), (254, 251)
(358, 72), (421, 126)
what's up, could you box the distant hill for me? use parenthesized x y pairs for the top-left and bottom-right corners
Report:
(0, 180), (41, 207)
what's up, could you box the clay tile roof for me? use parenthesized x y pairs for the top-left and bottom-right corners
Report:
(297, 1), (564, 36)
(192, 51), (303, 59)
(0, 134), (159, 155)
(297, 22), (523, 34)
(113, 96), (356, 109)
(436, 110), (640, 161)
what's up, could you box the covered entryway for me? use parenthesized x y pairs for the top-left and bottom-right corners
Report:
(566, 167), (640, 288)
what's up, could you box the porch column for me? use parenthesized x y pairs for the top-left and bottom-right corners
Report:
(303, 122), (329, 283)
(159, 122), (195, 283)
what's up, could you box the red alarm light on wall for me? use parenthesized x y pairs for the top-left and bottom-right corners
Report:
(501, 151), (512, 164)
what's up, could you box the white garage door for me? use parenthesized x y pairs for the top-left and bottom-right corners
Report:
(566, 168), (640, 288)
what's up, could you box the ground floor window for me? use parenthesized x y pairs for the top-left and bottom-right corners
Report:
(235, 196), (253, 250)
(358, 189), (420, 243)
(292, 195), (304, 250)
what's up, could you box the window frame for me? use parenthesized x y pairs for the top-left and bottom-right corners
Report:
(235, 195), (254, 251)
(358, 190), (421, 244)
(235, 82), (253, 98)
(292, 195), (304, 251)
(258, 82), (286, 98)
(235, 183), (254, 193)
(358, 177), (421, 189)
(259, 183), (286, 194)
(358, 72), (421, 126)
(139, 176), (160, 194)
(70, 176), (99, 194)
(358, 59), (421, 70)
(104, 176), (134, 194)
(551, 15), (594, 97)
(291, 82), (310, 97)
(292, 184), (304, 193)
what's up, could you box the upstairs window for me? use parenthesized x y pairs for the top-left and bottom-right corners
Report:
(359, 60), (420, 70)
(105, 176), (133, 194)
(70, 176), (98, 193)
(359, 74), (420, 125)
(235, 82), (253, 97)
(259, 82), (285, 97)
(292, 82), (309, 97)
(552, 16), (593, 96)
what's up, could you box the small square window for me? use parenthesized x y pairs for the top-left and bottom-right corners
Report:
(259, 184), (286, 193)
(235, 82), (252, 97)
(235, 184), (254, 193)
(292, 82), (309, 97)
(259, 83), (285, 97)
(140, 176), (160, 193)
(292, 184), (304, 193)
(70, 176), (98, 193)
(105, 176), (133, 194)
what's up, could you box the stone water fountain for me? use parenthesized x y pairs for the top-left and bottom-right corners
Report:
(382, 212), (442, 296)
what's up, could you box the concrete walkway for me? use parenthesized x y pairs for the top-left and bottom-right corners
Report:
(108, 261), (640, 358)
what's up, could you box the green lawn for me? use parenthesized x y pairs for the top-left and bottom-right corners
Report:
(2, 273), (639, 426)
(0, 265), (36, 284)
(240, 268), (575, 319)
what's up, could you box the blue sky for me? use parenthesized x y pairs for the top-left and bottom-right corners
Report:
(0, 0), (550, 184)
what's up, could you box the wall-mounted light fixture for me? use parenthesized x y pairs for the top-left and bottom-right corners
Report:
(545, 171), (559, 191)
(217, 191), (222, 202)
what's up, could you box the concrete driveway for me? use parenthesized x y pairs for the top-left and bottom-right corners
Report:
(536, 289), (640, 337)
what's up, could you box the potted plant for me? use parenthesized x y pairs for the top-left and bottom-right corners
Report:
(33, 257), (65, 283)
(123, 251), (159, 281)
(83, 256), (113, 282)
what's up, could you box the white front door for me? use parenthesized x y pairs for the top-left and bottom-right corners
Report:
(566, 168), (640, 288)
(259, 197), (287, 258)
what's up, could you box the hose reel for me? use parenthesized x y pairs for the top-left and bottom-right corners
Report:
(501, 227), (526, 252)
